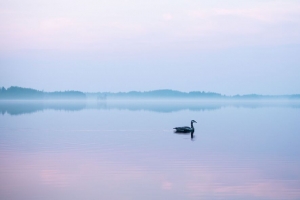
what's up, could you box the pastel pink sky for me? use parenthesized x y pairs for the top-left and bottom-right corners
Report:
(1, 0), (300, 94)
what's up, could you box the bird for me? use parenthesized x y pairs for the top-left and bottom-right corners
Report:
(174, 120), (197, 133)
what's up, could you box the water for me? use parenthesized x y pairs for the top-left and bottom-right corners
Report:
(0, 100), (300, 200)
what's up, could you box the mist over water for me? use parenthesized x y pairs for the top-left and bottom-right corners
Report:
(0, 100), (300, 200)
(1, 99), (299, 115)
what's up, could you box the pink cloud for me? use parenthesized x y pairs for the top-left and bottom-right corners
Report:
(163, 13), (173, 21)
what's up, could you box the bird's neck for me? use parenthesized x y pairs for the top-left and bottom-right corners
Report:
(191, 122), (194, 129)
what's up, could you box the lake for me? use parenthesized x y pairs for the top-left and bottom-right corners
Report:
(0, 100), (300, 200)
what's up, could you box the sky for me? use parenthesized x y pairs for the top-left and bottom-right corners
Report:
(0, 0), (300, 95)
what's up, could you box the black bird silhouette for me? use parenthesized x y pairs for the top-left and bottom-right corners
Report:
(174, 120), (197, 133)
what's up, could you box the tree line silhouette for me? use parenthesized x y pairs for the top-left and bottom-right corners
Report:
(1, 86), (299, 100)
(0, 86), (86, 100)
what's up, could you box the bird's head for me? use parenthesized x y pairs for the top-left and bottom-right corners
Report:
(191, 120), (197, 123)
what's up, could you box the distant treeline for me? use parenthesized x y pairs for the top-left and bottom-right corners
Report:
(0, 86), (86, 100)
(94, 90), (300, 100)
(231, 94), (300, 99)
(1, 86), (300, 100)
(96, 90), (224, 99)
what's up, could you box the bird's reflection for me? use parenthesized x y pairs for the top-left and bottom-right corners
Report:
(174, 130), (195, 140)
(191, 130), (194, 140)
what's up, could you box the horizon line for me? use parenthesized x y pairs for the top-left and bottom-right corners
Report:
(1, 86), (300, 97)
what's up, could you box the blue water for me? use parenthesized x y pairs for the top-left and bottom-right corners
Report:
(0, 100), (299, 200)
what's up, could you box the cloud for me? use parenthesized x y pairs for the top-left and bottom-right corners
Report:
(187, 1), (300, 23)
(39, 18), (74, 32)
(1, 0), (300, 52)
(163, 13), (173, 21)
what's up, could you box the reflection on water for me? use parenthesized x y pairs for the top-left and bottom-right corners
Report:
(0, 101), (300, 200)
(174, 130), (195, 140)
(0, 101), (86, 115)
(1, 100), (300, 115)
(174, 120), (196, 141)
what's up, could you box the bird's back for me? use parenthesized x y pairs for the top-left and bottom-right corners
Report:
(174, 126), (193, 131)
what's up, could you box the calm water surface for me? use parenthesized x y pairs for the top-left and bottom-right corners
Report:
(0, 101), (300, 200)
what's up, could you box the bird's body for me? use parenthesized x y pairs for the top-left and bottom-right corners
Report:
(174, 120), (197, 133)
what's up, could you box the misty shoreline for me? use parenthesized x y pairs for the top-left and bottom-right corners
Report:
(1, 86), (300, 101)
